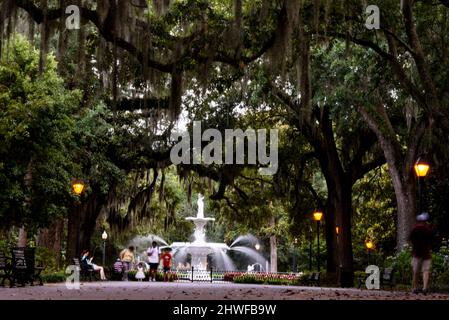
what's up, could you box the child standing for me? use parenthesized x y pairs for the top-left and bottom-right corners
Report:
(160, 248), (172, 282)
(135, 262), (145, 282)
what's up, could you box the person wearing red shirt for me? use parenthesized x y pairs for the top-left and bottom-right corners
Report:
(160, 248), (172, 282)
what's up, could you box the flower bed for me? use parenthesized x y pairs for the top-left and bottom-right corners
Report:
(225, 272), (300, 286)
(223, 272), (246, 282)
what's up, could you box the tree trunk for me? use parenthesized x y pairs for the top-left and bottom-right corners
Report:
(17, 227), (27, 247)
(358, 107), (423, 251)
(334, 180), (354, 287)
(388, 166), (416, 250)
(322, 162), (354, 286)
(36, 219), (64, 268)
(79, 194), (105, 253)
(395, 183), (416, 250)
(67, 205), (80, 262)
(314, 122), (354, 286)
(66, 193), (107, 263)
(270, 234), (277, 273)
(324, 200), (337, 273)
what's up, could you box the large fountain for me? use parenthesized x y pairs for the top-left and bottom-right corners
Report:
(129, 194), (267, 275)
(170, 194), (232, 272)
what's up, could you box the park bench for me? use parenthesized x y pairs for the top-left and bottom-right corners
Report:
(0, 250), (12, 287)
(357, 272), (371, 289)
(10, 248), (44, 287)
(73, 258), (95, 281)
(29, 248), (44, 285)
(301, 272), (321, 286)
(381, 267), (394, 289)
(357, 267), (395, 289)
(17, 247), (44, 286)
(11, 249), (30, 287)
(310, 272), (321, 286)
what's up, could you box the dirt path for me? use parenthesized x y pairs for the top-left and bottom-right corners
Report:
(1, 282), (448, 300)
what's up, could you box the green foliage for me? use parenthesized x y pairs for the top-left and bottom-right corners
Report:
(233, 273), (299, 286)
(385, 242), (449, 288)
(0, 236), (16, 252)
(385, 247), (412, 285)
(0, 35), (80, 229)
(72, 103), (126, 196)
(127, 270), (178, 282)
(35, 247), (59, 272)
(41, 271), (67, 283)
(352, 165), (397, 267)
(435, 270), (449, 291)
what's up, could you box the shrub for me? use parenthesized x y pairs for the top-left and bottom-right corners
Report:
(41, 271), (67, 283)
(127, 270), (137, 280)
(155, 271), (178, 282)
(385, 247), (412, 285)
(35, 247), (59, 272)
(223, 272), (245, 282)
(386, 244), (449, 287)
(233, 274), (265, 284)
(435, 269), (449, 291)
(126, 270), (177, 282)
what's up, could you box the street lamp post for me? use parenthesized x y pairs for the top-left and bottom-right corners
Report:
(102, 230), (108, 267)
(308, 225), (313, 271)
(255, 243), (267, 271)
(313, 211), (323, 272)
(414, 158), (430, 215)
(365, 240), (374, 265)
(336, 226), (340, 267)
(72, 180), (85, 196)
(69, 180), (85, 261)
(293, 238), (298, 273)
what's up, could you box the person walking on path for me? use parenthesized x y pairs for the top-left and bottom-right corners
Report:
(409, 212), (435, 294)
(120, 246), (135, 281)
(147, 241), (160, 282)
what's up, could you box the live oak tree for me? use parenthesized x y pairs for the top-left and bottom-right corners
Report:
(0, 35), (80, 245)
(260, 43), (384, 285)
(328, 0), (449, 249)
(1, 0), (287, 249)
(1, 0), (448, 282)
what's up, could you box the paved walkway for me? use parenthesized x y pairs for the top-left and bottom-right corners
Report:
(1, 282), (448, 300)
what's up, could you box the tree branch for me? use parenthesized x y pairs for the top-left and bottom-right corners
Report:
(304, 181), (324, 209)
(106, 97), (170, 111)
(14, 0), (281, 75)
(357, 105), (404, 174)
(352, 155), (386, 183)
(268, 82), (300, 119)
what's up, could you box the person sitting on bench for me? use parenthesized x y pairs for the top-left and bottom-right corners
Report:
(81, 250), (106, 280)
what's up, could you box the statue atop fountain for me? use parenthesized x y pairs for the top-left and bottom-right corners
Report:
(197, 193), (204, 218)
(186, 194), (215, 244)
